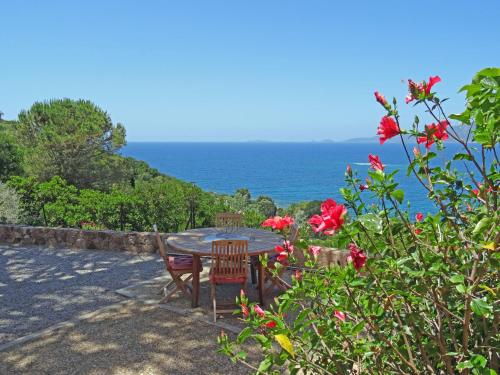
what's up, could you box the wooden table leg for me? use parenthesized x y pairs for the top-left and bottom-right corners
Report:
(257, 261), (265, 306)
(192, 254), (201, 308)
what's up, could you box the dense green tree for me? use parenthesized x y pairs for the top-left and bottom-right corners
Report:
(252, 195), (277, 217)
(16, 99), (126, 188)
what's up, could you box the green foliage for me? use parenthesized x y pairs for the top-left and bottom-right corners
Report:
(451, 67), (500, 148)
(7, 176), (44, 225)
(222, 189), (278, 228)
(0, 121), (23, 181)
(8, 174), (230, 232)
(219, 69), (499, 374)
(16, 99), (126, 188)
(0, 132), (23, 181)
(0, 182), (21, 223)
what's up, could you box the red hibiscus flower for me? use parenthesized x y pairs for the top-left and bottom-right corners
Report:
(377, 116), (400, 144)
(274, 243), (291, 264)
(320, 198), (337, 213)
(405, 76), (441, 103)
(334, 310), (346, 322)
(374, 91), (388, 107)
(348, 243), (367, 271)
(359, 184), (369, 191)
(414, 228), (422, 235)
(415, 212), (424, 222)
(309, 245), (321, 257)
(265, 320), (277, 329)
(308, 199), (347, 235)
(254, 305), (265, 318)
(261, 215), (294, 231)
(368, 154), (384, 171)
(424, 76), (441, 95)
(416, 120), (449, 149)
(275, 241), (293, 254)
(276, 251), (289, 264)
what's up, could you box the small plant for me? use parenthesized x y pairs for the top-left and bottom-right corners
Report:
(218, 68), (499, 374)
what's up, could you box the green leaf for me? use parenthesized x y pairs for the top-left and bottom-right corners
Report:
(481, 76), (498, 88)
(358, 213), (383, 234)
(257, 357), (273, 373)
(351, 320), (366, 335)
(294, 308), (310, 328)
(453, 153), (474, 161)
(456, 284), (467, 294)
(457, 361), (474, 370)
(471, 298), (492, 317)
(471, 354), (487, 368)
(237, 327), (253, 344)
(449, 110), (471, 124)
(253, 334), (269, 346)
(473, 218), (493, 236)
(391, 189), (404, 204)
(450, 274), (465, 284)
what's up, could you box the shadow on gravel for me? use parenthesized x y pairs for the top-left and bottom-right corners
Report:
(0, 301), (256, 375)
(0, 244), (164, 344)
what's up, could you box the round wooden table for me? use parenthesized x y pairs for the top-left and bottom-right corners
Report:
(167, 227), (283, 307)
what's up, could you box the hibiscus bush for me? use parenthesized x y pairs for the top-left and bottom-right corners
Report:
(218, 68), (499, 374)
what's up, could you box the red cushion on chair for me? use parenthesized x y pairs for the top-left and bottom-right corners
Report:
(168, 256), (202, 271)
(209, 274), (247, 284)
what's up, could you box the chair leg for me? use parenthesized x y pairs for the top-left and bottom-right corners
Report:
(175, 275), (192, 299)
(250, 263), (257, 285)
(160, 286), (180, 304)
(211, 283), (217, 323)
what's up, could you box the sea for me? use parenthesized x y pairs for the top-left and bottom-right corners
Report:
(121, 142), (466, 213)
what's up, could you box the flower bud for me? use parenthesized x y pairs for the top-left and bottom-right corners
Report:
(374, 91), (388, 107)
(346, 164), (352, 176)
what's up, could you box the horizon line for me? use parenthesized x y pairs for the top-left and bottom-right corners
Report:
(125, 139), (378, 144)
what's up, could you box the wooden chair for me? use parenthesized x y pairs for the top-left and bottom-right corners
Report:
(215, 212), (260, 285)
(153, 224), (202, 304)
(210, 240), (248, 322)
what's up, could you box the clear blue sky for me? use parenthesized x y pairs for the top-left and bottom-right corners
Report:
(1, 1), (499, 141)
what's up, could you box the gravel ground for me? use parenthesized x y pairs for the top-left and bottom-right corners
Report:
(0, 244), (164, 345)
(0, 301), (255, 375)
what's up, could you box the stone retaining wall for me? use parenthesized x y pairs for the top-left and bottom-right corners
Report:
(0, 224), (162, 254)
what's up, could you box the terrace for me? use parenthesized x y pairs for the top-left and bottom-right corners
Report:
(0, 241), (262, 374)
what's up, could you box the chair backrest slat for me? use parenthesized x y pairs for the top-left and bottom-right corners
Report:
(211, 240), (248, 279)
(289, 223), (300, 244)
(153, 224), (171, 271)
(215, 213), (243, 228)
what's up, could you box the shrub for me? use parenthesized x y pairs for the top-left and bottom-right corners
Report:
(219, 69), (499, 374)
(0, 183), (22, 224)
